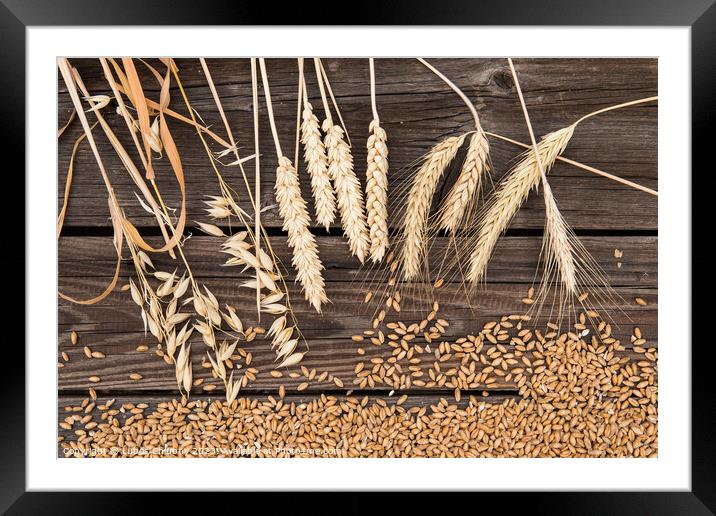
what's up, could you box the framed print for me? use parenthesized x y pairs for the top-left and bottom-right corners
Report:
(3, 0), (708, 512)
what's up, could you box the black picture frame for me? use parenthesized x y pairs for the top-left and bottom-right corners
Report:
(3, 0), (705, 512)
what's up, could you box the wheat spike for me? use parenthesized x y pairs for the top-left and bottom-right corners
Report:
(365, 119), (389, 262)
(542, 181), (578, 295)
(274, 156), (327, 311)
(323, 119), (370, 262)
(438, 130), (490, 233)
(301, 100), (336, 229)
(467, 125), (575, 284)
(401, 135), (466, 280)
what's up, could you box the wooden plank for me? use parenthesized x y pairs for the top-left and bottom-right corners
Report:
(59, 275), (657, 338)
(57, 329), (656, 394)
(58, 235), (657, 286)
(58, 58), (657, 230)
(58, 274), (657, 393)
(58, 232), (658, 394)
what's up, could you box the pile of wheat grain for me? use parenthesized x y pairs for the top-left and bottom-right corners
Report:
(59, 311), (656, 458)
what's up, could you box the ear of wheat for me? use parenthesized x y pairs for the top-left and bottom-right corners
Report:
(541, 180), (577, 295)
(259, 58), (327, 312)
(401, 134), (466, 280)
(301, 100), (336, 230)
(366, 119), (389, 262)
(274, 156), (327, 312)
(323, 119), (370, 263)
(466, 124), (575, 284)
(505, 58), (578, 300)
(438, 130), (490, 233)
(416, 59), (492, 236)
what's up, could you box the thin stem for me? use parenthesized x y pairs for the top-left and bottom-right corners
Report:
(507, 58), (547, 183)
(99, 58), (149, 171)
(258, 58), (284, 159)
(313, 58), (332, 125)
(251, 58), (262, 320)
(575, 96), (658, 126)
(198, 58), (256, 209)
(58, 60), (119, 213)
(418, 57), (481, 130)
(295, 58), (304, 171)
(486, 131), (657, 196)
(369, 58), (379, 122)
(318, 59), (351, 146)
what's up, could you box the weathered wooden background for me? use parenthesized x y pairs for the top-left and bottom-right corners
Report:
(57, 58), (657, 448)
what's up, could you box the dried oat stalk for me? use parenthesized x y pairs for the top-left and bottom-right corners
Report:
(124, 239), (195, 397)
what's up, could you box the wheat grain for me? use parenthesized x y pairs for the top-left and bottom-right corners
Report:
(324, 120), (370, 262)
(439, 131), (490, 233)
(365, 119), (389, 262)
(301, 100), (336, 229)
(275, 156), (327, 312)
(467, 125), (575, 283)
(401, 135), (466, 280)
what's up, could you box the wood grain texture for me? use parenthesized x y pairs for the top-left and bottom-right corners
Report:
(58, 235), (657, 393)
(57, 58), (658, 427)
(58, 58), (657, 230)
(59, 235), (656, 285)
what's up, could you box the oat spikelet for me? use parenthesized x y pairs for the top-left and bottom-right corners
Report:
(274, 156), (327, 311)
(467, 125), (575, 283)
(542, 181), (578, 295)
(439, 130), (490, 233)
(323, 119), (370, 262)
(366, 119), (389, 262)
(401, 135), (466, 280)
(301, 101), (336, 229)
